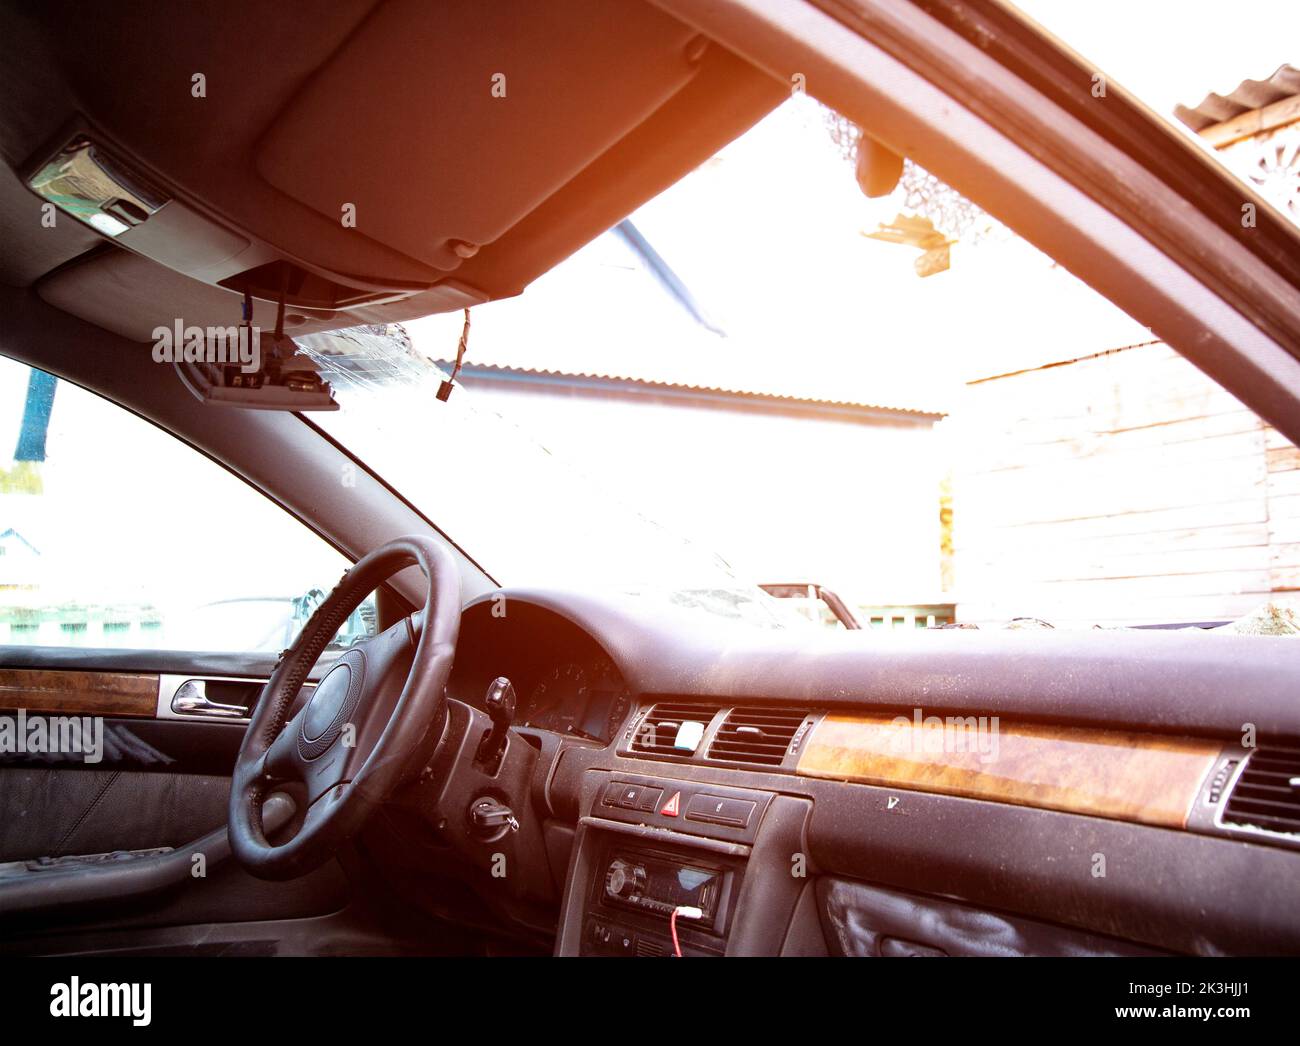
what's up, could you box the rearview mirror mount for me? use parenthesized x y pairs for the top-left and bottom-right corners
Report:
(172, 329), (338, 411)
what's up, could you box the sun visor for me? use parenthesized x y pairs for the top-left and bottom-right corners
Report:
(255, 0), (705, 271)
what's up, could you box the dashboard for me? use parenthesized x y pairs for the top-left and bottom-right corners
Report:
(431, 587), (1300, 956)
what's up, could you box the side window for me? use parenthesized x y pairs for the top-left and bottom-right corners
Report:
(0, 356), (375, 653)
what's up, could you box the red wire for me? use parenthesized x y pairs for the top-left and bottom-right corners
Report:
(670, 908), (682, 957)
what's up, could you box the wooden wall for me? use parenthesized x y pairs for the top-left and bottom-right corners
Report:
(951, 343), (1299, 627)
(1267, 423), (1300, 593)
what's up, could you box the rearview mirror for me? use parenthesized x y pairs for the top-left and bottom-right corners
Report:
(855, 135), (904, 198)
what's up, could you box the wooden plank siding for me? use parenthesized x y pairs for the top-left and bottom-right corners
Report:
(1266, 423), (1300, 592)
(952, 344), (1297, 626)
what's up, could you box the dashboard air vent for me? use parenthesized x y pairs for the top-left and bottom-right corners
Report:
(1222, 746), (1300, 837)
(630, 702), (722, 756)
(707, 707), (808, 767)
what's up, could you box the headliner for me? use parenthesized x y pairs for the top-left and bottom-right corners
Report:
(0, 0), (782, 341)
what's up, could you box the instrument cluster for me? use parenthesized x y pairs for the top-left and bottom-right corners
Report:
(448, 600), (635, 743)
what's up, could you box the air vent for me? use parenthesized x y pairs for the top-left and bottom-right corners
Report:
(1222, 746), (1300, 837)
(707, 707), (809, 767)
(629, 702), (721, 757)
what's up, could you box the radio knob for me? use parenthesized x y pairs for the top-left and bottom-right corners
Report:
(605, 858), (647, 901)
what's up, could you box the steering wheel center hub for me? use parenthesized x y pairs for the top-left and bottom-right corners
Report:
(302, 662), (352, 738)
(299, 654), (365, 757)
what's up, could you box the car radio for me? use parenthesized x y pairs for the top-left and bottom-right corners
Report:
(601, 850), (725, 928)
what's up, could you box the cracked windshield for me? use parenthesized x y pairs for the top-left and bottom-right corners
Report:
(310, 34), (1300, 637)
(4, 0), (1299, 647)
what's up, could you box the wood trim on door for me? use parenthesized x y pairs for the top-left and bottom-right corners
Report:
(0, 668), (159, 718)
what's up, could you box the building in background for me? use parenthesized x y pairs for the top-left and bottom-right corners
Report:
(948, 66), (1300, 627)
(440, 352), (946, 619)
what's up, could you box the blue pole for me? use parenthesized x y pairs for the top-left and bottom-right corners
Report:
(14, 369), (58, 462)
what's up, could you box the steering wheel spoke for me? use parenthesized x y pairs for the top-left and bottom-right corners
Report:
(301, 781), (350, 838)
(259, 712), (305, 784)
(300, 731), (357, 804)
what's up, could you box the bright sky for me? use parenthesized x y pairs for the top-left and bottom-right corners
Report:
(1012, 0), (1298, 119)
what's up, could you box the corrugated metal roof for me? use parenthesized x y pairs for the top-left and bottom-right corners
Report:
(431, 360), (945, 419)
(404, 225), (955, 417)
(1175, 64), (1300, 132)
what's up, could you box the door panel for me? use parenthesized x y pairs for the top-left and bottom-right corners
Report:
(0, 657), (314, 862)
(0, 767), (228, 862)
(0, 649), (348, 945)
(0, 359), (372, 948)
(0, 652), (329, 862)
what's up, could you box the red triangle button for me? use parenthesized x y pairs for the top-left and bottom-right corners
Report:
(659, 791), (681, 817)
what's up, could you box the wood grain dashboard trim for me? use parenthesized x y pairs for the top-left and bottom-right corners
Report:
(796, 713), (1222, 828)
(0, 668), (158, 718)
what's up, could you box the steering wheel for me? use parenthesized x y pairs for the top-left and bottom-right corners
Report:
(229, 535), (460, 880)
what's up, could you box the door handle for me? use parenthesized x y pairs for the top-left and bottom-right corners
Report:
(170, 679), (248, 719)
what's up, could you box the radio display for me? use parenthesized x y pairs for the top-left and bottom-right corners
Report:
(655, 863), (717, 908)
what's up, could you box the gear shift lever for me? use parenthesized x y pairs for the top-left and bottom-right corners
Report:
(475, 676), (516, 773)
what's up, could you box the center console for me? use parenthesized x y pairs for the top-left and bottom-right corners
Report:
(554, 771), (815, 956)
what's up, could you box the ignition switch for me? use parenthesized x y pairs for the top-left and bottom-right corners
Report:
(468, 796), (520, 842)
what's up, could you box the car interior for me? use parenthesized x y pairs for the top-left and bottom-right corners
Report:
(0, 0), (1298, 960)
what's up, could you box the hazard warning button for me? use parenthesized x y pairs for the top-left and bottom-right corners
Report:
(659, 791), (681, 817)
